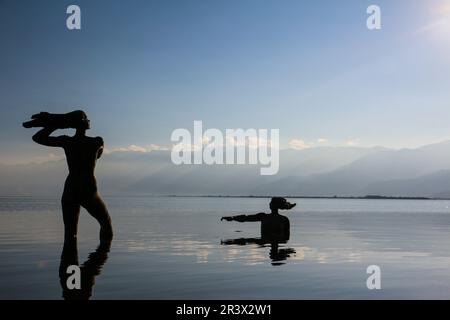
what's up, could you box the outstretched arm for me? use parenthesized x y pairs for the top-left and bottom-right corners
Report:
(32, 127), (67, 147)
(221, 213), (265, 222)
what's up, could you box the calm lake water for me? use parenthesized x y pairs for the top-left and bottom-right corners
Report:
(2, 196), (450, 299)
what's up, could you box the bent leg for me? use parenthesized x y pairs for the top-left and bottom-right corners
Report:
(82, 194), (113, 241)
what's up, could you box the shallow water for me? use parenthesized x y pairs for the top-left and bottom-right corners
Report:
(2, 196), (450, 299)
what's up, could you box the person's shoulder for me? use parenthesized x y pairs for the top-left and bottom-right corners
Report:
(91, 136), (104, 145)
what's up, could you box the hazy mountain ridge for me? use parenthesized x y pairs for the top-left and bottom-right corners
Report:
(1, 141), (450, 198)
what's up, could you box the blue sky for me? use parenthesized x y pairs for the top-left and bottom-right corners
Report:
(1, 0), (450, 163)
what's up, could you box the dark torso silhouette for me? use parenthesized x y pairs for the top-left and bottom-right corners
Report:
(232, 213), (290, 241)
(62, 135), (103, 199)
(260, 213), (290, 239)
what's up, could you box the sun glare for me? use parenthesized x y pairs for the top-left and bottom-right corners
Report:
(428, 3), (450, 39)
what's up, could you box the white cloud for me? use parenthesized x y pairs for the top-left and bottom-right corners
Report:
(172, 142), (202, 152)
(345, 138), (361, 146)
(288, 137), (364, 149)
(105, 144), (168, 154)
(123, 144), (147, 152)
(225, 136), (274, 149)
(202, 136), (211, 145)
(289, 139), (312, 150)
(174, 136), (278, 151)
(415, 4), (450, 43)
(28, 153), (65, 164)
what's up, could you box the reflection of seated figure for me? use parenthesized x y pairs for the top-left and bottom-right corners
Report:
(221, 237), (296, 266)
(221, 197), (296, 265)
(59, 238), (111, 300)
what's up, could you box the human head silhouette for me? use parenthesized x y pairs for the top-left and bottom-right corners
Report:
(269, 197), (296, 213)
(73, 110), (90, 130)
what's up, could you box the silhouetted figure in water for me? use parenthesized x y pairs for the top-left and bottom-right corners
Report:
(220, 197), (296, 265)
(59, 237), (111, 300)
(23, 111), (113, 242)
(221, 197), (295, 241)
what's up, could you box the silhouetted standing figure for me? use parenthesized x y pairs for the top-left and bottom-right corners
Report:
(23, 111), (113, 242)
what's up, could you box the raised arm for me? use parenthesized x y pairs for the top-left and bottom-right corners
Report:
(221, 213), (265, 222)
(32, 127), (67, 147)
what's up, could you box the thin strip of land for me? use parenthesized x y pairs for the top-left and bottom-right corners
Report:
(165, 195), (444, 200)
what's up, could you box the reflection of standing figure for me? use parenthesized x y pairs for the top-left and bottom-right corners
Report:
(23, 111), (113, 241)
(59, 237), (111, 300)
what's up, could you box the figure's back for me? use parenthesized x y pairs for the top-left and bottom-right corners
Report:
(64, 136), (103, 177)
(261, 215), (290, 241)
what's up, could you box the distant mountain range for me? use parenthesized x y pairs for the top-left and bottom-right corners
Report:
(2, 140), (450, 198)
